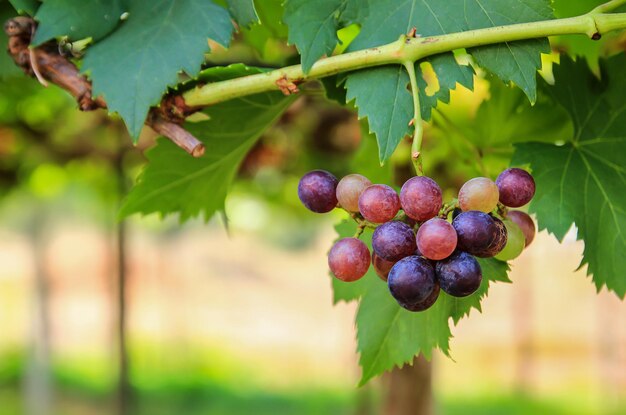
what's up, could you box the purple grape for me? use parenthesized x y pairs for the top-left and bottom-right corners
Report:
(416, 218), (457, 260)
(336, 174), (372, 212)
(507, 210), (536, 247)
(452, 211), (499, 258)
(496, 168), (536, 208)
(473, 216), (507, 257)
(404, 283), (440, 312)
(399, 176), (443, 221)
(372, 221), (417, 262)
(358, 184), (400, 223)
(328, 238), (371, 282)
(388, 256), (436, 308)
(435, 251), (482, 297)
(297, 170), (338, 213)
(372, 252), (396, 281)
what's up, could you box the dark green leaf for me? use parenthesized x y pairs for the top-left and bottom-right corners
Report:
(82, 0), (234, 140)
(8, 0), (38, 15)
(513, 55), (626, 297)
(120, 66), (293, 221)
(32, 0), (124, 45)
(225, 0), (259, 28)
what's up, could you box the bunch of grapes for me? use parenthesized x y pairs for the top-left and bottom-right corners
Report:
(298, 168), (536, 312)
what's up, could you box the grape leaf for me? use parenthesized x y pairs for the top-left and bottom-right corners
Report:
(32, 0), (124, 45)
(331, 220), (509, 384)
(120, 66), (294, 221)
(344, 0), (550, 164)
(82, 0), (234, 140)
(513, 55), (626, 297)
(8, 0), (38, 15)
(225, 0), (259, 28)
(283, 0), (364, 73)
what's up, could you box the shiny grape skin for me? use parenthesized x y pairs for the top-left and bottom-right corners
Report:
(452, 211), (499, 257)
(328, 238), (371, 282)
(416, 218), (458, 260)
(496, 168), (536, 207)
(372, 221), (417, 262)
(297, 170), (338, 213)
(336, 174), (372, 212)
(474, 216), (507, 258)
(388, 256), (436, 306)
(435, 251), (482, 297)
(458, 177), (500, 213)
(358, 184), (401, 223)
(399, 176), (443, 221)
(507, 210), (536, 246)
(404, 283), (440, 312)
(372, 252), (396, 281)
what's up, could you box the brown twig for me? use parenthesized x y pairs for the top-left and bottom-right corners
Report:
(3, 16), (204, 157)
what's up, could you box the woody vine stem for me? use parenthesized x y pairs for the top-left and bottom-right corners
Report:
(182, 2), (626, 169)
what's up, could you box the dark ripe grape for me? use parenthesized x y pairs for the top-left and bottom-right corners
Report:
(399, 176), (443, 221)
(404, 283), (440, 312)
(372, 221), (417, 262)
(372, 252), (396, 281)
(297, 170), (338, 213)
(388, 256), (436, 307)
(416, 218), (457, 260)
(435, 251), (482, 297)
(495, 220), (525, 261)
(458, 177), (499, 213)
(496, 168), (536, 207)
(452, 211), (499, 257)
(358, 184), (400, 223)
(507, 210), (536, 247)
(474, 216), (507, 258)
(452, 207), (463, 220)
(328, 238), (371, 282)
(336, 174), (372, 212)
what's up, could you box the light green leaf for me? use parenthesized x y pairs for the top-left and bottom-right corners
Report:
(513, 55), (626, 297)
(120, 66), (294, 221)
(225, 0), (259, 28)
(82, 0), (234, 140)
(32, 0), (124, 45)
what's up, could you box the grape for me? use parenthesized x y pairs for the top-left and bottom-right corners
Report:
(474, 216), (507, 258)
(507, 210), (536, 246)
(496, 168), (536, 207)
(399, 176), (443, 221)
(328, 238), (371, 282)
(372, 253), (396, 281)
(388, 256), (436, 308)
(404, 283), (440, 312)
(435, 251), (482, 297)
(495, 220), (525, 261)
(416, 218), (457, 260)
(458, 177), (500, 213)
(336, 174), (372, 212)
(297, 170), (338, 213)
(372, 221), (417, 262)
(452, 211), (499, 257)
(358, 184), (400, 223)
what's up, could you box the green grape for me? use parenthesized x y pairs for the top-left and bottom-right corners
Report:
(495, 219), (525, 261)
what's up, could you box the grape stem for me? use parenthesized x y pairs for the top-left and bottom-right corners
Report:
(403, 59), (423, 176)
(497, 203), (509, 218)
(439, 199), (459, 219)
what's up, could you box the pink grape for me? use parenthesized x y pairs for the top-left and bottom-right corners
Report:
(400, 176), (443, 221)
(358, 184), (400, 223)
(507, 210), (536, 247)
(336, 174), (372, 212)
(458, 177), (500, 213)
(328, 238), (371, 282)
(416, 218), (458, 260)
(496, 168), (536, 207)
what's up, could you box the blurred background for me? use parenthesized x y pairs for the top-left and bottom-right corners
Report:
(1, 3), (626, 414)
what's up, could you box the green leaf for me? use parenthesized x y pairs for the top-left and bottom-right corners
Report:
(344, 0), (551, 164)
(8, 0), (39, 15)
(513, 55), (626, 297)
(82, 0), (234, 140)
(356, 253), (509, 384)
(32, 0), (124, 45)
(120, 67), (293, 221)
(225, 0), (259, 28)
(283, 0), (364, 73)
